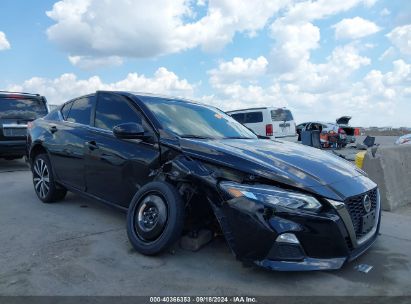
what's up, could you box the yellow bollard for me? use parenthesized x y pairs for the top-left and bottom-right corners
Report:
(355, 151), (366, 169)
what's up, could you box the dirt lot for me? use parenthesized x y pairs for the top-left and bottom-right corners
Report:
(1, 156), (411, 296)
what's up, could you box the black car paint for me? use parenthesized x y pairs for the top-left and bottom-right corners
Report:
(28, 92), (380, 271)
(0, 93), (48, 158)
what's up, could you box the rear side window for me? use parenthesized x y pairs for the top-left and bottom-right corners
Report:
(66, 96), (94, 125)
(244, 112), (263, 123)
(231, 112), (263, 124)
(94, 93), (146, 131)
(0, 97), (48, 119)
(230, 113), (245, 123)
(271, 109), (294, 121)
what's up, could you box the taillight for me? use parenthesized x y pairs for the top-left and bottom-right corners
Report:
(266, 124), (273, 136)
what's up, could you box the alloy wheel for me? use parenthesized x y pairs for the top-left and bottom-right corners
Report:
(33, 158), (50, 199)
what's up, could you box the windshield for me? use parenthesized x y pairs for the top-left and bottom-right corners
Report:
(271, 109), (294, 121)
(0, 97), (48, 119)
(142, 97), (257, 139)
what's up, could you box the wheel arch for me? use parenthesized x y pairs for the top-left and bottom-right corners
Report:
(29, 143), (48, 163)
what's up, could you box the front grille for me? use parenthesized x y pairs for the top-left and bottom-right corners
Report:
(345, 188), (378, 239)
(2, 128), (27, 137)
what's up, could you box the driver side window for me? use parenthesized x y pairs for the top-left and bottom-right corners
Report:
(94, 93), (152, 133)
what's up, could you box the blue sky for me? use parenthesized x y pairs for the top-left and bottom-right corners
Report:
(0, 0), (410, 127)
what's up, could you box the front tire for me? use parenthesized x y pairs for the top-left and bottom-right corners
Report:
(127, 181), (185, 255)
(32, 154), (67, 203)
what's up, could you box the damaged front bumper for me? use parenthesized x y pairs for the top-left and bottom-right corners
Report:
(256, 257), (346, 271)
(256, 228), (379, 271)
(215, 188), (381, 271)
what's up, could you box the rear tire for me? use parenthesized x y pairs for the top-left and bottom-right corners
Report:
(32, 154), (67, 203)
(127, 181), (185, 255)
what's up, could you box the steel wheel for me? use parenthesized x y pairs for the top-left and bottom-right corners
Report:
(134, 193), (168, 242)
(127, 181), (184, 255)
(33, 158), (50, 199)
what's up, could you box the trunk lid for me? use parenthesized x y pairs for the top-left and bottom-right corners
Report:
(336, 116), (352, 125)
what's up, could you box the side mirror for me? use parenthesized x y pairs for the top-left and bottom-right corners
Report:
(113, 123), (149, 140)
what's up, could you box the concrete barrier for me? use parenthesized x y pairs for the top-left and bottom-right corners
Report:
(362, 144), (411, 211)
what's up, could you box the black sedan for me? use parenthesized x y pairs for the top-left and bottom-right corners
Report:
(27, 91), (381, 271)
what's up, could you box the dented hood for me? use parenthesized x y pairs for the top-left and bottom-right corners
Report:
(178, 138), (373, 200)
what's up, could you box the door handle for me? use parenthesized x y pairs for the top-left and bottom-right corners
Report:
(86, 140), (99, 151)
(49, 125), (58, 133)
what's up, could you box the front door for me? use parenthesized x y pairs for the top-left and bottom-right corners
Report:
(85, 92), (160, 208)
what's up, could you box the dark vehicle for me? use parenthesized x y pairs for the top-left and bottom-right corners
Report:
(0, 91), (48, 160)
(27, 92), (380, 271)
(296, 122), (308, 141)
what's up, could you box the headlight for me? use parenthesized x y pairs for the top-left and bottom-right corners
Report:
(220, 181), (322, 212)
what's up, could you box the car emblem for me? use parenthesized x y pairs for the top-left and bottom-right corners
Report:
(363, 194), (372, 213)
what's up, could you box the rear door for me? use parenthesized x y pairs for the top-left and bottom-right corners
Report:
(85, 92), (161, 208)
(48, 96), (95, 191)
(270, 109), (296, 137)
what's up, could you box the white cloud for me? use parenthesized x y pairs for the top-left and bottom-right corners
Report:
(328, 44), (371, 70)
(196, 0), (207, 6)
(269, 21), (320, 73)
(267, 0), (374, 74)
(206, 2), (376, 120)
(46, 0), (289, 66)
(272, 44), (370, 94)
(207, 58), (410, 127)
(386, 24), (411, 56)
(0, 31), (11, 50)
(380, 8), (391, 16)
(6, 68), (194, 105)
(279, 0), (376, 24)
(363, 0), (378, 7)
(209, 56), (268, 86)
(384, 59), (411, 85)
(333, 17), (381, 40)
(203, 45), (411, 127)
(68, 55), (124, 70)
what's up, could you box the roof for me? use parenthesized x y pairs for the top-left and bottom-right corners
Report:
(0, 90), (40, 97)
(226, 107), (289, 113)
(97, 91), (202, 105)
